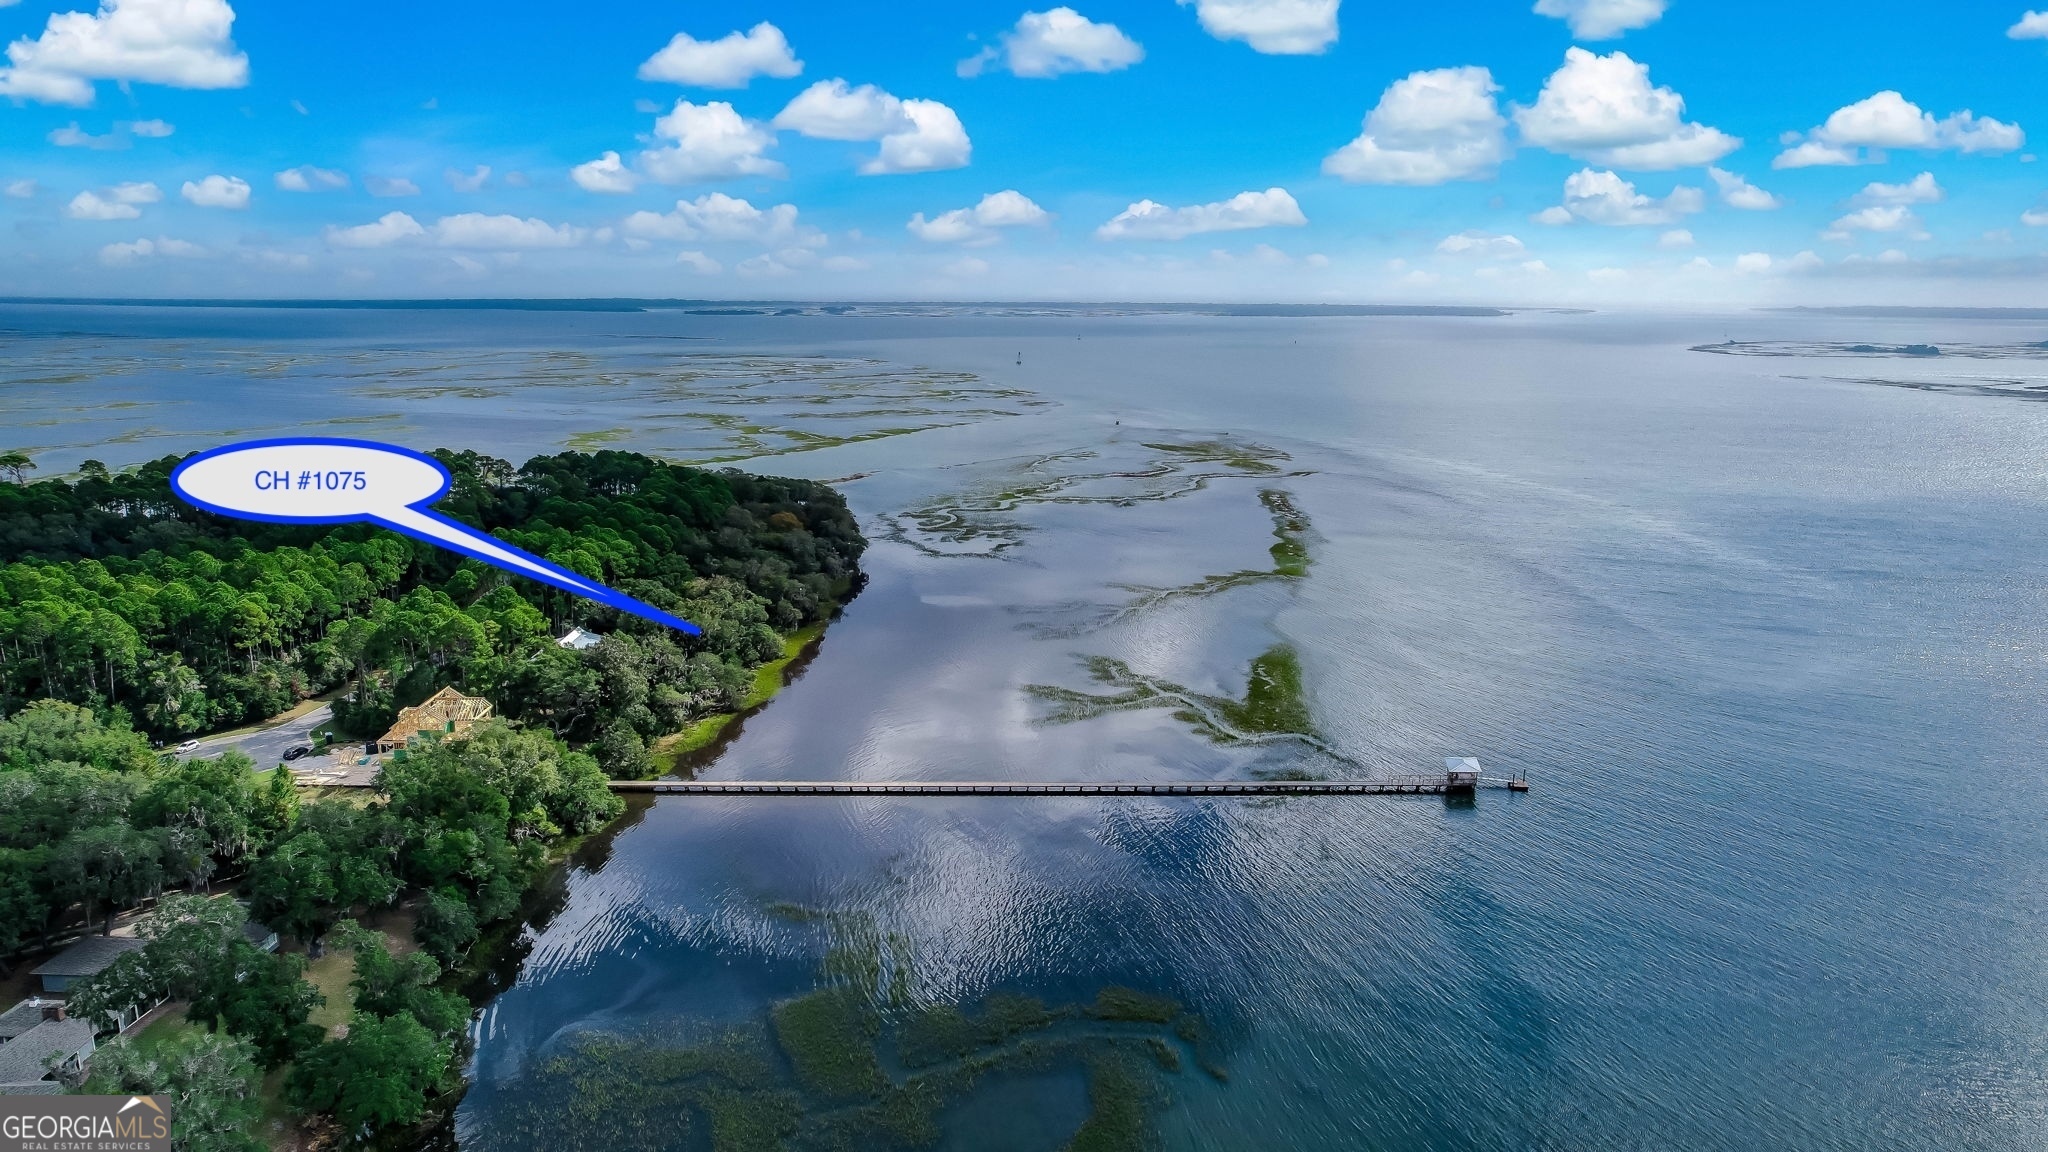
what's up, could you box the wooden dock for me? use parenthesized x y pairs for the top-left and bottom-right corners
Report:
(607, 776), (1527, 797)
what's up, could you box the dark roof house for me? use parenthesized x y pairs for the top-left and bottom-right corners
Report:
(28, 936), (147, 994)
(0, 1004), (96, 1095)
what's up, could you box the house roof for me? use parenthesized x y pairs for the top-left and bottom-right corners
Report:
(29, 936), (145, 979)
(0, 1016), (95, 1086)
(0, 1001), (49, 1042)
(556, 627), (603, 651)
(375, 686), (493, 748)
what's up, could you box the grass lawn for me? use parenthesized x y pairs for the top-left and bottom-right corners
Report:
(129, 1006), (200, 1052)
(301, 949), (355, 1036)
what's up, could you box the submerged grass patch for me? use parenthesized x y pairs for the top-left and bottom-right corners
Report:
(772, 987), (887, 1101)
(1027, 644), (1324, 754)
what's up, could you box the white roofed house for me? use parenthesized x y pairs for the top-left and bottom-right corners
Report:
(556, 627), (603, 651)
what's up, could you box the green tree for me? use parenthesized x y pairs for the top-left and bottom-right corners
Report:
(81, 1029), (264, 1152)
(54, 821), (162, 933)
(328, 920), (470, 1039)
(0, 450), (34, 485)
(286, 1010), (452, 1138)
(243, 830), (340, 952)
(187, 942), (323, 1068)
(412, 889), (478, 967)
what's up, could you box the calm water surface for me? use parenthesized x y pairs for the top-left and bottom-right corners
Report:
(7, 304), (2047, 1150)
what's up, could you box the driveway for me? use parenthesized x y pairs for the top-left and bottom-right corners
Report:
(181, 702), (335, 770)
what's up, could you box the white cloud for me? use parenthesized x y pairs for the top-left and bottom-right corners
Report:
(774, 78), (904, 140)
(866, 100), (971, 174)
(1322, 66), (1507, 185)
(325, 211), (425, 249)
(1095, 187), (1306, 240)
(570, 151), (637, 194)
(1177, 0), (1338, 54)
(3, 178), (36, 198)
(1538, 168), (1704, 226)
(1824, 204), (1924, 238)
(180, 173), (248, 208)
(637, 22), (801, 88)
(736, 247), (820, 278)
(623, 192), (813, 244)
(65, 181), (157, 220)
(1657, 228), (1694, 248)
(2009, 11), (2048, 38)
(1513, 48), (1738, 170)
(275, 165), (348, 192)
(1533, 0), (1666, 39)
(676, 250), (722, 274)
(445, 165), (489, 192)
(367, 176), (420, 197)
(1853, 172), (1941, 206)
(966, 8), (1142, 78)
(98, 235), (203, 264)
(125, 117), (171, 136)
(640, 100), (785, 183)
(1775, 91), (2024, 167)
(0, 0), (248, 107)
(49, 122), (122, 148)
(908, 189), (1050, 243)
(2022, 208), (2048, 227)
(942, 255), (992, 277)
(431, 213), (588, 249)
(773, 80), (972, 174)
(1435, 230), (1524, 257)
(1735, 252), (1772, 273)
(1707, 167), (1781, 209)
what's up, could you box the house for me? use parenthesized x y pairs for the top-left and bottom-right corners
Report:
(28, 936), (146, 995)
(243, 920), (280, 953)
(0, 1001), (96, 1095)
(371, 686), (494, 754)
(556, 627), (603, 651)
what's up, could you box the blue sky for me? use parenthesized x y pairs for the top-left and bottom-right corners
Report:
(1, 0), (2044, 303)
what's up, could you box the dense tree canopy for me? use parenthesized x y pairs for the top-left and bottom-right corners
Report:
(0, 449), (864, 764)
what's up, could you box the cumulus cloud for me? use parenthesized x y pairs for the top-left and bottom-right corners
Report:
(324, 211), (426, 249)
(1823, 204), (1929, 241)
(1323, 66), (1507, 185)
(1775, 91), (2024, 167)
(1657, 228), (1694, 248)
(1513, 48), (1738, 169)
(431, 213), (589, 249)
(961, 8), (1143, 78)
(445, 165), (489, 192)
(3, 179), (37, 198)
(1095, 187), (1305, 240)
(774, 80), (971, 174)
(2022, 207), (2048, 227)
(99, 235), (203, 265)
(1533, 0), (1666, 39)
(1707, 167), (1781, 209)
(1177, 0), (1338, 54)
(1734, 252), (1772, 273)
(1853, 171), (1941, 206)
(2009, 10), (2048, 38)
(641, 100), (785, 183)
(366, 176), (420, 197)
(638, 22), (801, 88)
(65, 181), (158, 219)
(180, 173), (248, 208)
(622, 192), (815, 244)
(1536, 168), (1704, 226)
(1435, 230), (1524, 257)
(907, 190), (1050, 244)
(570, 151), (636, 194)
(0, 0), (249, 106)
(275, 165), (348, 192)
(48, 122), (122, 148)
(676, 251), (722, 274)
(125, 118), (171, 136)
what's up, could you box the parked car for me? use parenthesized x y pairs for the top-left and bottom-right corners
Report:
(282, 745), (311, 761)
(174, 739), (200, 754)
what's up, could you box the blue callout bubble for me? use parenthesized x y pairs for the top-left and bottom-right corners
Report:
(170, 437), (701, 635)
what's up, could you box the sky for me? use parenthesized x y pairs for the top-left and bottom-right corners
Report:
(1, 0), (2045, 305)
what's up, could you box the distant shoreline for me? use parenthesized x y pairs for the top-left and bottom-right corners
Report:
(0, 295), (1533, 317)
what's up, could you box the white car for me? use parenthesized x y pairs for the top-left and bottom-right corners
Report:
(174, 739), (200, 754)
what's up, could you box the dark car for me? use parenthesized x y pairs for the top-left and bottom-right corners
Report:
(282, 745), (312, 761)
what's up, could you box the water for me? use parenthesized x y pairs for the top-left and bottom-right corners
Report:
(7, 304), (2048, 1149)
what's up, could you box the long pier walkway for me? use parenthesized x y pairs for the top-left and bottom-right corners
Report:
(607, 776), (1527, 797)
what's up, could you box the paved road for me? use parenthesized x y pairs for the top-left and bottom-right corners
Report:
(180, 703), (334, 769)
